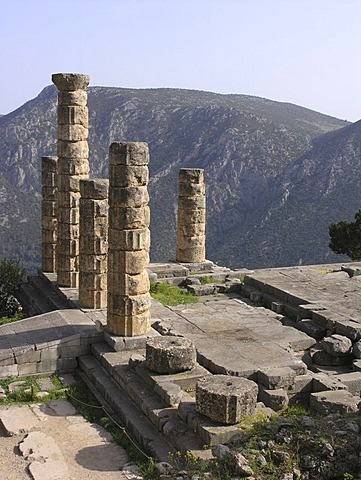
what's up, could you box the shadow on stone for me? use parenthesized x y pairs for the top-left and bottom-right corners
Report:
(75, 443), (128, 471)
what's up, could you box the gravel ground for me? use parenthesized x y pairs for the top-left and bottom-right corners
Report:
(0, 423), (31, 480)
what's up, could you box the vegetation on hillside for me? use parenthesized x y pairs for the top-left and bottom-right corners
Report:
(329, 209), (361, 260)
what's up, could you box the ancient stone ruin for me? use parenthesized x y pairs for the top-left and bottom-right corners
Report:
(52, 73), (90, 288)
(78, 178), (109, 309)
(176, 168), (206, 263)
(3, 72), (361, 476)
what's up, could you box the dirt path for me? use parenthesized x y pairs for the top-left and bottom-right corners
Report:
(0, 400), (141, 480)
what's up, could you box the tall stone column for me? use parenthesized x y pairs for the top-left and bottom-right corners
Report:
(176, 168), (206, 263)
(41, 156), (58, 273)
(79, 179), (108, 309)
(52, 73), (90, 287)
(107, 142), (151, 337)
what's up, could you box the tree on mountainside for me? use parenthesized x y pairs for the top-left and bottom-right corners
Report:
(329, 209), (361, 260)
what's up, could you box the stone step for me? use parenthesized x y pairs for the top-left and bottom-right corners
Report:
(77, 354), (176, 463)
(17, 282), (51, 316)
(28, 275), (71, 311)
(89, 343), (211, 458)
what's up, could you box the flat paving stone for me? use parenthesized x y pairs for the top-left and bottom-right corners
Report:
(0, 401), (130, 479)
(0, 405), (40, 435)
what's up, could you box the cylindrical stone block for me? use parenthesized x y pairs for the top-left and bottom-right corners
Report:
(196, 375), (258, 424)
(176, 168), (206, 263)
(41, 156), (58, 272)
(79, 179), (108, 309)
(52, 73), (90, 287)
(146, 337), (196, 373)
(107, 142), (151, 337)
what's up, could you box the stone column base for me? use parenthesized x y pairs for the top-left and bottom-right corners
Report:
(104, 329), (159, 352)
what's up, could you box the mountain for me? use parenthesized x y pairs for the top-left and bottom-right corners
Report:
(0, 84), (354, 271)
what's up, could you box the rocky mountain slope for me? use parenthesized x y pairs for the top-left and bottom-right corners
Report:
(0, 84), (355, 270)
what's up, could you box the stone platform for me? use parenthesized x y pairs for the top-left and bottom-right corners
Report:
(2, 261), (361, 462)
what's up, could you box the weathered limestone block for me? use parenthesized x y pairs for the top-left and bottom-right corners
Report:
(107, 142), (151, 337)
(146, 337), (196, 373)
(258, 367), (296, 390)
(108, 228), (150, 252)
(58, 158), (90, 176)
(258, 385), (289, 411)
(109, 186), (149, 208)
(58, 124), (88, 141)
(107, 311), (151, 337)
(320, 334), (352, 356)
(109, 165), (149, 187)
(196, 375), (258, 424)
(108, 293), (151, 316)
(58, 90), (87, 106)
(52, 73), (90, 288)
(41, 156), (58, 273)
(176, 168), (206, 263)
(107, 250), (149, 275)
(109, 142), (149, 166)
(110, 207), (150, 230)
(108, 271), (149, 296)
(310, 390), (360, 415)
(79, 179), (108, 309)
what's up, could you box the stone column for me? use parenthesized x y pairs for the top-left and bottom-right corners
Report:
(52, 73), (90, 287)
(41, 156), (58, 273)
(176, 168), (206, 263)
(79, 179), (109, 309)
(107, 142), (151, 337)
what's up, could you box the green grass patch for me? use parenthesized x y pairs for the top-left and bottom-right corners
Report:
(150, 281), (198, 306)
(315, 267), (333, 276)
(0, 312), (24, 325)
(0, 374), (67, 404)
(199, 275), (216, 285)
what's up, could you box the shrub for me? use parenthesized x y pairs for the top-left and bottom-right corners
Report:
(0, 259), (26, 317)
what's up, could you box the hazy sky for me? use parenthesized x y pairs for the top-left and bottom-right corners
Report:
(1, 0), (360, 121)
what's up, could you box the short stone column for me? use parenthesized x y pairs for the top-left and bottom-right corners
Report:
(176, 168), (206, 263)
(196, 375), (258, 424)
(107, 142), (151, 337)
(41, 156), (58, 273)
(52, 73), (90, 287)
(146, 337), (196, 373)
(79, 179), (109, 309)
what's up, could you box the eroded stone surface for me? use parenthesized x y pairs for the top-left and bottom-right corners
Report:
(52, 72), (90, 288)
(176, 168), (206, 263)
(196, 374), (258, 424)
(107, 142), (151, 337)
(79, 179), (109, 309)
(146, 336), (196, 373)
(320, 334), (352, 356)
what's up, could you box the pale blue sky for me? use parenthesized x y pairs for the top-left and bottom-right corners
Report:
(1, 0), (360, 121)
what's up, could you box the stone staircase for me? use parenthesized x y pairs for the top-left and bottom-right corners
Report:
(16, 272), (75, 316)
(77, 342), (242, 462)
